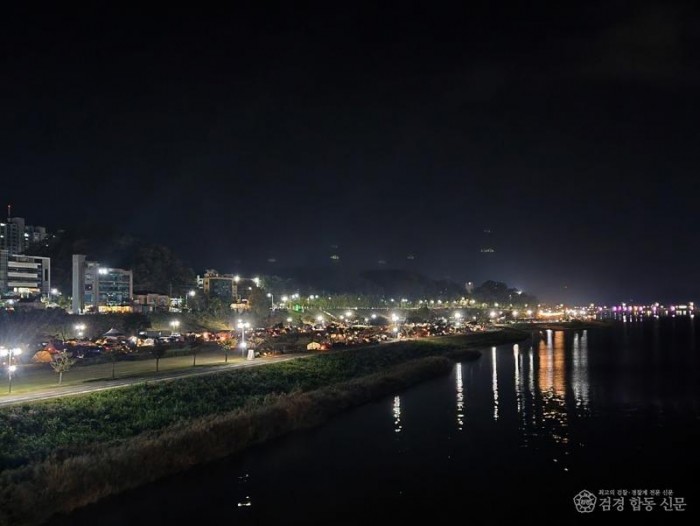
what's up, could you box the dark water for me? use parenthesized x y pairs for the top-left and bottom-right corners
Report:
(49, 320), (700, 524)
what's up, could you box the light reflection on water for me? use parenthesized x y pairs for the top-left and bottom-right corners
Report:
(455, 363), (464, 431)
(491, 346), (499, 421)
(392, 395), (402, 433)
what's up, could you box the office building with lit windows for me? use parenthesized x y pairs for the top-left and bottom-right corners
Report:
(71, 254), (133, 314)
(0, 250), (51, 297)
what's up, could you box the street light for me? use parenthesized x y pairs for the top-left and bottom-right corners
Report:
(0, 346), (22, 393)
(74, 323), (86, 339)
(237, 320), (250, 358)
(185, 290), (196, 310)
(170, 320), (180, 333)
(267, 292), (274, 311)
(391, 313), (400, 338)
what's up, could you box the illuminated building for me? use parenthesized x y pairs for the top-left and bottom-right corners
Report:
(0, 250), (51, 297)
(199, 270), (256, 301)
(0, 208), (49, 255)
(72, 254), (133, 314)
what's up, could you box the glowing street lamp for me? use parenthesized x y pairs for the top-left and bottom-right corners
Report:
(266, 292), (274, 311)
(391, 313), (400, 338)
(237, 320), (250, 358)
(74, 323), (86, 339)
(185, 289), (196, 310)
(170, 320), (180, 333)
(0, 347), (22, 393)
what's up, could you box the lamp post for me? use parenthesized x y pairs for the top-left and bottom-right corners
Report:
(170, 320), (180, 334)
(186, 290), (196, 310)
(74, 323), (86, 339)
(0, 347), (22, 393)
(237, 320), (250, 358)
(391, 313), (400, 338)
(267, 292), (274, 312)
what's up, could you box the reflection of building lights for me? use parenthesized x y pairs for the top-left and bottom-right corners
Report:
(456, 363), (464, 430)
(393, 396), (402, 433)
(491, 346), (498, 421)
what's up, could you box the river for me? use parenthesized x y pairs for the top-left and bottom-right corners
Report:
(48, 319), (700, 524)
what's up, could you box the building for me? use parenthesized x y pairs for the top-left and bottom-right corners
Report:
(133, 291), (170, 313)
(202, 272), (236, 300)
(0, 209), (49, 254)
(0, 217), (25, 254)
(72, 254), (133, 314)
(0, 250), (51, 297)
(198, 270), (258, 301)
(25, 225), (48, 245)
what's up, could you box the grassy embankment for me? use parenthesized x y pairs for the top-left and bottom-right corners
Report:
(0, 329), (525, 526)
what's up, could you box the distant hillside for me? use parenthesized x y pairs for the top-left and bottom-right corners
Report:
(266, 267), (466, 299)
(26, 227), (195, 295)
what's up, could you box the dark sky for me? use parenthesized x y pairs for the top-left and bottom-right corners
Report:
(2, 2), (699, 304)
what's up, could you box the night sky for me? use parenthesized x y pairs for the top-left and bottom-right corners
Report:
(2, 2), (699, 304)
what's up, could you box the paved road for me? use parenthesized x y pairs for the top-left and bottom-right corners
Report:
(0, 353), (305, 407)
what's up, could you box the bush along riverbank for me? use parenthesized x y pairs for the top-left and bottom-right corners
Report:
(0, 329), (526, 526)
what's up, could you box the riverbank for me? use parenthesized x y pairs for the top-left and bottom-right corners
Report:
(0, 329), (526, 526)
(510, 319), (613, 331)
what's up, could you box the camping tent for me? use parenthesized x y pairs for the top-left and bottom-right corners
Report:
(306, 341), (322, 350)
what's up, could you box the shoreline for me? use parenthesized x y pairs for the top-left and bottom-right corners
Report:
(0, 329), (527, 526)
(509, 320), (614, 331)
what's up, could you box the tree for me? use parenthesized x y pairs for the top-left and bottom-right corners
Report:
(190, 340), (201, 367)
(220, 336), (238, 363)
(50, 351), (76, 384)
(247, 286), (270, 322)
(104, 345), (128, 379)
(151, 342), (167, 372)
(122, 312), (151, 335)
